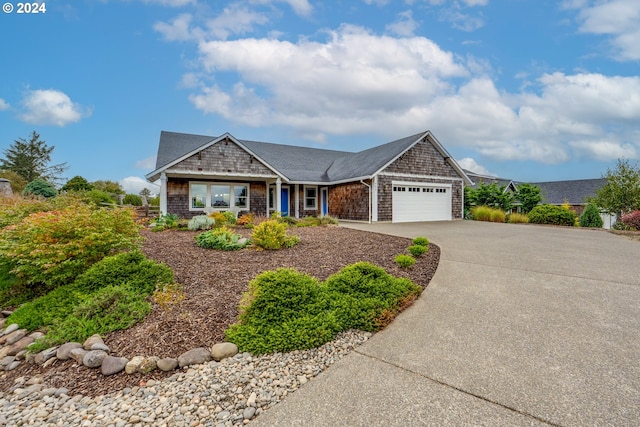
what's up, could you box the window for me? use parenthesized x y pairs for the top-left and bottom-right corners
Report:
(268, 187), (275, 209)
(234, 185), (248, 208)
(191, 184), (207, 209)
(304, 186), (317, 210)
(211, 185), (230, 208)
(189, 182), (249, 211)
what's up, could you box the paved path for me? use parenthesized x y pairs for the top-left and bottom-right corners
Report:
(252, 221), (640, 426)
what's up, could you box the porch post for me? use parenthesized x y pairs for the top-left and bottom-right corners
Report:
(265, 180), (270, 217)
(371, 175), (378, 222)
(294, 184), (300, 218)
(276, 178), (282, 216)
(160, 172), (168, 215)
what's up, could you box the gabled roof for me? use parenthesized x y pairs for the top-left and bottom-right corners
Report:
(533, 178), (606, 205)
(146, 130), (472, 185)
(463, 169), (517, 192)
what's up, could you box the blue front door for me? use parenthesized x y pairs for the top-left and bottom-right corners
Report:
(321, 187), (328, 216)
(281, 188), (289, 216)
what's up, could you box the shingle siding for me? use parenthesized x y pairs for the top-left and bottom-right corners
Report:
(384, 140), (459, 178)
(173, 140), (274, 176)
(329, 182), (370, 221)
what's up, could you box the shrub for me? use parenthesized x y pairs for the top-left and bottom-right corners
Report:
(6, 283), (83, 331)
(22, 178), (57, 198)
(0, 196), (52, 228)
(84, 189), (117, 206)
(153, 213), (179, 230)
(620, 210), (640, 230)
(188, 215), (215, 231)
(471, 206), (506, 222)
(490, 209), (506, 223)
(122, 193), (143, 206)
(73, 250), (174, 295)
(225, 263), (421, 354)
(152, 282), (185, 309)
(528, 204), (577, 227)
(295, 216), (320, 227)
(30, 285), (151, 351)
(222, 211), (237, 224)
(580, 204), (604, 228)
(395, 254), (416, 268)
(195, 227), (249, 250)
(507, 213), (529, 224)
(279, 216), (298, 226)
(412, 237), (429, 247)
(408, 245), (427, 257)
(0, 204), (142, 290)
(236, 213), (254, 227)
(208, 211), (228, 227)
(251, 220), (299, 250)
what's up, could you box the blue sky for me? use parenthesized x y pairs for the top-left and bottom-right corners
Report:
(1, 0), (639, 193)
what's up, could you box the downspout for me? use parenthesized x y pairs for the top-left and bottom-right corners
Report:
(360, 180), (371, 224)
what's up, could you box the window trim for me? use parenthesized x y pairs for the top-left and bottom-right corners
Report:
(189, 181), (250, 212)
(303, 185), (318, 210)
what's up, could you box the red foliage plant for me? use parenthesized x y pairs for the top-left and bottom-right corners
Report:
(621, 210), (640, 230)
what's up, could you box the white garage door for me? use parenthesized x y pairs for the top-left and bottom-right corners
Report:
(392, 183), (452, 222)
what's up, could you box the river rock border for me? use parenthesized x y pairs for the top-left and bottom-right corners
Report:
(0, 314), (240, 377)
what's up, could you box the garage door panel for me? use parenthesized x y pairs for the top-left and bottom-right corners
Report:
(392, 184), (451, 222)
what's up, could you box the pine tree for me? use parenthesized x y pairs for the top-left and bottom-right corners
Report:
(0, 131), (68, 184)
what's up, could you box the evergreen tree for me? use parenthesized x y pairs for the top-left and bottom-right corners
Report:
(514, 183), (542, 213)
(61, 175), (93, 192)
(592, 159), (640, 215)
(580, 203), (604, 228)
(0, 131), (68, 184)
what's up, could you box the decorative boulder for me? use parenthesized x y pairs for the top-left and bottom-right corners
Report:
(69, 348), (89, 365)
(139, 356), (159, 374)
(35, 347), (59, 365)
(157, 358), (179, 372)
(178, 348), (211, 368)
(6, 336), (35, 356)
(83, 350), (109, 368)
(101, 356), (128, 376)
(125, 356), (145, 374)
(57, 343), (83, 360)
(211, 342), (239, 362)
(83, 334), (104, 351)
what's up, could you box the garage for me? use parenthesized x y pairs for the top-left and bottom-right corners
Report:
(392, 182), (452, 222)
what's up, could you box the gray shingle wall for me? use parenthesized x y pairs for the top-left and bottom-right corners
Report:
(384, 140), (459, 177)
(329, 182), (370, 221)
(173, 140), (274, 176)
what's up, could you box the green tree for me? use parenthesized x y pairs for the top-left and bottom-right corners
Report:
(91, 180), (124, 194)
(580, 203), (604, 228)
(23, 178), (57, 198)
(514, 183), (542, 213)
(0, 169), (28, 194)
(61, 175), (94, 192)
(592, 159), (640, 215)
(139, 188), (151, 197)
(466, 182), (513, 212)
(0, 131), (68, 184)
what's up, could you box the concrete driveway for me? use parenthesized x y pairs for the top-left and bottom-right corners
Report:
(252, 221), (640, 426)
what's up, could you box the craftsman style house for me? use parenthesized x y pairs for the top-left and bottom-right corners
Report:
(146, 130), (473, 223)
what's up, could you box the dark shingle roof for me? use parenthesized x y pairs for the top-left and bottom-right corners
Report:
(533, 178), (606, 205)
(148, 131), (441, 183)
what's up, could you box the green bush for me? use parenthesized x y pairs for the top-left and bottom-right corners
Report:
(0, 196), (52, 228)
(528, 204), (577, 227)
(30, 285), (151, 352)
(225, 262), (421, 354)
(580, 204), (604, 228)
(122, 193), (143, 206)
(84, 189), (117, 206)
(6, 283), (83, 331)
(188, 215), (215, 231)
(251, 220), (299, 250)
(394, 254), (416, 268)
(153, 213), (179, 230)
(412, 237), (429, 247)
(73, 250), (174, 294)
(22, 178), (57, 198)
(407, 245), (427, 257)
(195, 227), (249, 250)
(0, 204), (142, 290)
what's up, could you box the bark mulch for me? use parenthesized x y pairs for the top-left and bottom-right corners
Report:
(0, 225), (440, 397)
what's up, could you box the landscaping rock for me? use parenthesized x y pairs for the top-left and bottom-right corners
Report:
(0, 356), (15, 369)
(2, 323), (19, 335)
(35, 347), (59, 365)
(56, 342), (83, 360)
(29, 331), (45, 340)
(157, 357), (179, 372)
(83, 350), (108, 368)
(0, 318), (5, 329)
(211, 342), (239, 361)
(14, 350), (26, 361)
(5, 361), (21, 371)
(0, 310), (12, 317)
(125, 356), (145, 374)
(69, 348), (89, 364)
(5, 329), (27, 345)
(25, 374), (44, 385)
(101, 356), (128, 376)
(6, 336), (35, 356)
(243, 407), (256, 420)
(139, 356), (159, 374)
(83, 334), (104, 350)
(90, 342), (111, 353)
(178, 347), (211, 368)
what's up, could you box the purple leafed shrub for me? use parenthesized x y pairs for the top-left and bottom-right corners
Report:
(621, 210), (640, 230)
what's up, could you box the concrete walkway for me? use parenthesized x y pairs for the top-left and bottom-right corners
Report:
(251, 221), (640, 426)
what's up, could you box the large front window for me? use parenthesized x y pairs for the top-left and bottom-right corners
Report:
(189, 182), (250, 211)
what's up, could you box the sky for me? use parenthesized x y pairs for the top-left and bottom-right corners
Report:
(0, 0), (639, 194)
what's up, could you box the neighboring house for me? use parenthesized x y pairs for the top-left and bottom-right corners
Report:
(146, 130), (473, 223)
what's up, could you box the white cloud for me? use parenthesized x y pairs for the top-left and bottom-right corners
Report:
(250, 0), (313, 17)
(20, 89), (91, 126)
(120, 176), (158, 194)
(206, 4), (269, 40)
(386, 10), (419, 37)
(569, 139), (638, 161)
(573, 0), (640, 60)
(154, 13), (198, 41)
(0, 99), (9, 111)
(457, 158), (494, 176)
(135, 155), (157, 169)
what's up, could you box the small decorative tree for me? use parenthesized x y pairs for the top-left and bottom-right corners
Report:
(23, 178), (57, 198)
(580, 204), (604, 228)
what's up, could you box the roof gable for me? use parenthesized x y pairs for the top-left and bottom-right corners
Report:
(533, 178), (606, 205)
